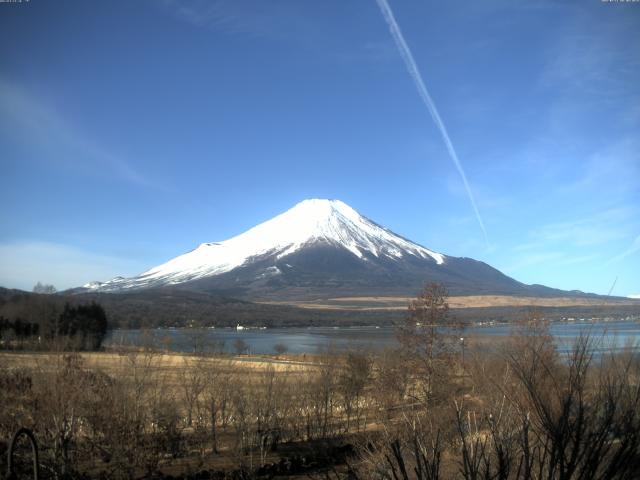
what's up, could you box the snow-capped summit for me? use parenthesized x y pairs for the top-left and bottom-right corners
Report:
(87, 199), (446, 292)
(205, 198), (445, 263)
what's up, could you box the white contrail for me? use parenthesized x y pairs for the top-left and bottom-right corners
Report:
(376, 0), (489, 246)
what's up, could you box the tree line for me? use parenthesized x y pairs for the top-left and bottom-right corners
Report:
(0, 294), (108, 350)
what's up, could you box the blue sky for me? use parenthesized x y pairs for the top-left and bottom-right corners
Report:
(1, 0), (638, 297)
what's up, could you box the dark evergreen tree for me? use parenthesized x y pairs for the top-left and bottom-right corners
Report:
(77, 302), (108, 350)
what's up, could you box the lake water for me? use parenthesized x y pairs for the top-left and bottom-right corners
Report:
(105, 320), (640, 356)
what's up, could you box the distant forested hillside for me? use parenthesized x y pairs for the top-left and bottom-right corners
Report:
(1, 287), (638, 335)
(0, 289), (108, 350)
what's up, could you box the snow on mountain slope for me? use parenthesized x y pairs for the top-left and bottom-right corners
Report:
(87, 199), (445, 292)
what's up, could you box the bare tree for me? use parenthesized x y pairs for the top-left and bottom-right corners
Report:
(397, 282), (457, 404)
(34, 353), (88, 476)
(374, 347), (410, 418)
(234, 338), (249, 355)
(179, 357), (206, 427)
(33, 282), (57, 294)
(274, 342), (288, 356)
(201, 358), (232, 454)
(339, 349), (372, 432)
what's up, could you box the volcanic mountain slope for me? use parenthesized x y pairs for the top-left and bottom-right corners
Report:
(81, 199), (577, 300)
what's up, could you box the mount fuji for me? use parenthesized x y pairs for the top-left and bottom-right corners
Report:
(79, 199), (566, 299)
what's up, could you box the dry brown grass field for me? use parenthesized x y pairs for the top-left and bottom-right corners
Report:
(261, 294), (639, 310)
(0, 350), (317, 375)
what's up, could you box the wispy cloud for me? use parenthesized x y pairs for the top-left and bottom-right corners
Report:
(0, 241), (149, 291)
(0, 78), (156, 188)
(540, 11), (640, 100)
(521, 207), (635, 250)
(608, 235), (640, 265)
(503, 251), (599, 275)
(375, 0), (488, 246)
(559, 254), (600, 266)
(508, 207), (636, 275)
(504, 252), (565, 272)
(564, 139), (640, 200)
(160, 0), (245, 30)
(158, 0), (309, 39)
(334, 40), (398, 64)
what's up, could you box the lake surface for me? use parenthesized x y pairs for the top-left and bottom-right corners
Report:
(105, 320), (640, 356)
